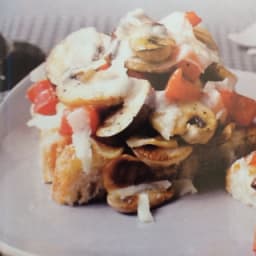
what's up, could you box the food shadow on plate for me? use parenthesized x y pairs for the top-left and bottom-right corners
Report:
(194, 160), (226, 194)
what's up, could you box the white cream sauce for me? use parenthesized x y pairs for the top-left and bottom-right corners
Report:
(161, 12), (220, 71)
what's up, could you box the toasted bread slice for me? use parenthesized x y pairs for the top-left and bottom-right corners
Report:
(40, 129), (71, 183)
(52, 145), (104, 205)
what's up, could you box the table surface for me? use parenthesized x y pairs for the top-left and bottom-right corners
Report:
(1, 1), (256, 255)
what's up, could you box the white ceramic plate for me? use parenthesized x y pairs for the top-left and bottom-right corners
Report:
(0, 69), (256, 256)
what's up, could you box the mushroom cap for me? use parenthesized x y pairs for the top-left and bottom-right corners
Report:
(96, 78), (155, 137)
(46, 27), (111, 86)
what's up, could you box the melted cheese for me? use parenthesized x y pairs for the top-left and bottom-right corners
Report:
(137, 193), (154, 223)
(153, 91), (182, 139)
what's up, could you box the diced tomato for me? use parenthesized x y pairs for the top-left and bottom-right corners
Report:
(97, 62), (111, 71)
(219, 89), (235, 113)
(177, 60), (201, 82)
(26, 80), (54, 103)
(84, 105), (99, 134)
(185, 11), (202, 27)
(232, 94), (256, 127)
(249, 152), (256, 167)
(33, 89), (58, 115)
(165, 68), (202, 102)
(59, 106), (99, 136)
(59, 110), (73, 136)
(220, 89), (256, 126)
(127, 70), (146, 79)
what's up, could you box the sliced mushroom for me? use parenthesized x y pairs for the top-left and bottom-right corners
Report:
(151, 100), (217, 144)
(193, 26), (218, 51)
(56, 69), (130, 107)
(102, 154), (154, 192)
(132, 145), (193, 168)
(126, 135), (192, 168)
(90, 138), (124, 170)
(126, 136), (178, 148)
(174, 102), (217, 144)
(125, 55), (176, 73)
(96, 78), (154, 137)
(107, 183), (174, 213)
(46, 27), (111, 86)
(129, 23), (176, 63)
(130, 36), (175, 63)
(201, 62), (237, 85)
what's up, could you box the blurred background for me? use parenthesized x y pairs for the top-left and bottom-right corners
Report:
(1, 0), (256, 93)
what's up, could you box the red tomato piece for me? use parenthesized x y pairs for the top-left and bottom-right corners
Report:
(219, 89), (235, 113)
(33, 89), (58, 115)
(185, 11), (202, 27)
(98, 62), (111, 71)
(249, 152), (256, 167)
(165, 68), (202, 102)
(220, 89), (256, 127)
(232, 94), (256, 127)
(26, 80), (54, 103)
(177, 60), (201, 82)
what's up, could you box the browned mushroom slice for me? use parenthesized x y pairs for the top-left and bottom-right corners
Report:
(130, 36), (175, 63)
(129, 23), (176, 63)
(107, 183), (174, 213)
(132, 146), (193, 168)
(96, 78), (154, 137)
(102, 154), (155, 192)
(193, 26), (218, 51)
(90, 138), (124, 170)
(125, 56), (176, 73)
(126, 136), (178, 148)
(151, 99), (217, 144)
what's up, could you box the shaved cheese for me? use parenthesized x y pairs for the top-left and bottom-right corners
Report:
(27, 114), (61, 130)
(67, 108), (92, 173)
(113, 180), (171, 199)
(71, 131), (92, 173)
(152, 91), (182, 140)
(137, 193), (154, 223)
(27, 103), (65, 130)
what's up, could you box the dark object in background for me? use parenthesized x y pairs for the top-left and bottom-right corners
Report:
(0, 34), (8, 91)
(0, 34), (7, 59)
(0, 34), (45, 92)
